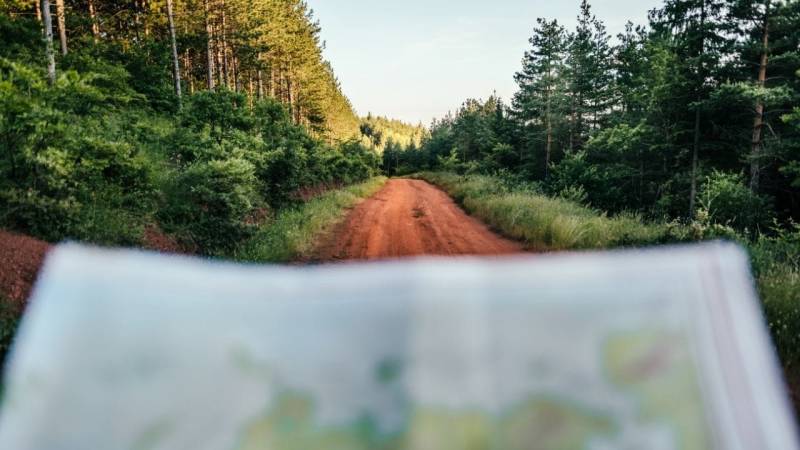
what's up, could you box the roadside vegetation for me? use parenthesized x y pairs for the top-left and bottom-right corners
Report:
(415, 171), (800, 380)
(0, 5), (386, 258)
(1, 0), (798, 413)
(234, 176), (387, 263)
(0, 2), (399, 371)
(386, 0), (799, 394)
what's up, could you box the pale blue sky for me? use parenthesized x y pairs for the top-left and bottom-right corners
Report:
(306, 0), (661, 125)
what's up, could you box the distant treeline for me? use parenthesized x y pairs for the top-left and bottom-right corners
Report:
(360, 114), (427, 153)
(397, 0), (800, 232)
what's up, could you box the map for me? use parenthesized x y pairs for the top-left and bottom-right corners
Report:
(0, 243), (796, 449)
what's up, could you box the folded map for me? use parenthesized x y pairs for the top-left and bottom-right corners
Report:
(0, 243), (797, 449)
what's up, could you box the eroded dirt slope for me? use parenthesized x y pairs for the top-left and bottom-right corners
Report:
(0, 230), (51, 310)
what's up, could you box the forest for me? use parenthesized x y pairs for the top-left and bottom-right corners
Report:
(388, 0), (800, 382)
(0, 0), (400, 256)
(395, 0), (800, 230)
(1, 0), (800, 414)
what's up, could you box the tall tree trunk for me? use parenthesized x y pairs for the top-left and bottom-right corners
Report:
(294, 87), (302, 124)
(689, 0), (707, 218)
(54, 0), (67, 55)
(545, 111), (553, 180)
(185, 49), (194, 94)
(181, 13), (193, 94)
(133, 0), (141, 40)
(142, 0), (150, 37)
(257, 69), (264, 99)
(690, 108), (701, 216)
(232, 54), (239, 92)
(544, 64), (553, 180)
(576, 91), (584, 148)
(269, 66), (275, 97)
(204, 0), (215, 89)
(568, 94), (576, 152)
(215, 33), (224, 87)
(40, 0), (56, 85)
(286, 73), (294, 122)
(750, 0), (771, 193)
(247, 75), (253, 108)
(220, 0), (229, 88)
(87, 0), (99, 42)
(166, 0), (182, 103)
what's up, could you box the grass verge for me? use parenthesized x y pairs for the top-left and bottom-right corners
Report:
(413, 171), (800, 391)
(233, 177), (387, 263)
(412, 172), (672, 251)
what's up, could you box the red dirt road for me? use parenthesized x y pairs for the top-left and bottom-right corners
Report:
(315, 179), (523, 261)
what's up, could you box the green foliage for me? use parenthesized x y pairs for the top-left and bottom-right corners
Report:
(0, 7), (383, 256)
(549, 122), (686, 216)
(361, 115), (427, 153)
(180, 89), (254, 143)
(169, 93), (380, 213)
(157, 94), (381, 256)
(418, 170), (800, 373)
(0, 14), (41, 64)
(396, 0), (800, 231)
(415, 172), (670, 251)
(749, 226), (800, 368)
(0, 58), (155, 243)
(235, 177), (387, 262)
(161, 158), (260, 255)
(698, 171), (774, 232)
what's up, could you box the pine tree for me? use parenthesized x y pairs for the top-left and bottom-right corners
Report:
(565, 0), (614, 149)
(513, 18), (568, 178)
(651, 0), (730, 216)
(87, 0), (99, 41)
(40, 0), (56, 85)
(54, 0), (66, 55)
(613, 22), (650, 120)
(204, 0), (215, 89)
(166, 0), (182, 102)
(728, 0), (777, 192)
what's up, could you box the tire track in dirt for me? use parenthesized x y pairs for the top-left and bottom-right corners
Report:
(314, 178), (523, 261)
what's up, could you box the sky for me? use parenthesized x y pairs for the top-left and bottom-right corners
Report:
(306, 0), (662, 126)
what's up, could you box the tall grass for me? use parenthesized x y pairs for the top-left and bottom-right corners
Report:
(233, 177), (387, 263)
(415, 172), (671, 250)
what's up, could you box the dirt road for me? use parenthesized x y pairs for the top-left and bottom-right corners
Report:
(314, 179), (523, 261)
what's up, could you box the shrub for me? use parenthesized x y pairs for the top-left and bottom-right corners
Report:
(235, 177), (387, 262)
(698, 171), (773, 233)
(549, 123), (663, 213)
(259, 144), (310, 206)
(0, 59), (155, 243)
(0, 14), (42, 64)
(161, 158), (260, 254)
(180, 89), (253, 143)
